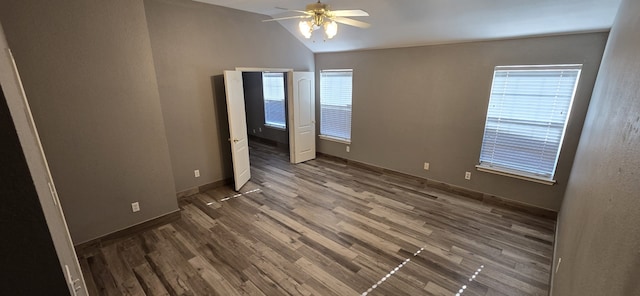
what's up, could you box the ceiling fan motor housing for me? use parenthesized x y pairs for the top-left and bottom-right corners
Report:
(306, 2), (330, 13)
(306, 2), (332, 27)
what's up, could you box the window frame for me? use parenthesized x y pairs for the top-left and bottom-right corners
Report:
(319, 69), (353, 144)
(261, 72), (287, 130)
(476, 64), (583, 185)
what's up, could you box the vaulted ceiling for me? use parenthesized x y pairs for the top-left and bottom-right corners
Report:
(193, 0), (621, 53)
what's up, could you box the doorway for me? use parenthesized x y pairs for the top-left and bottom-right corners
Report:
(223, 68), (315, 190)
(242, 71), (290, 153)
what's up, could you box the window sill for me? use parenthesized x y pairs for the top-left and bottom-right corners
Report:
(319, 135), (351, 145)
(475, 165), (556, 185)
(264, 123), (286, 131)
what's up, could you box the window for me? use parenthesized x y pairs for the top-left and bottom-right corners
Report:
(262, 72), (286, 129)
(478, 64), (582, 183)
(320, 69), (353, 142)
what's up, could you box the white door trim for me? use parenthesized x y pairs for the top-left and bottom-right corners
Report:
(235, 67), (294, 73)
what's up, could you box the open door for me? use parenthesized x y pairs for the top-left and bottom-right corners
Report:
(288, 71), (316, 163)
(223, 70), (251, 191)
(2, 33), (87, 294)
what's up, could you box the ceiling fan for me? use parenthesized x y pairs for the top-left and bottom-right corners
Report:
(263, 1), (370, 39)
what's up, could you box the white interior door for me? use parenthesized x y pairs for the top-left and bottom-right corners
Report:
(288, 71), (316, 163)
(1, 31), (87, 295)
(223, 70), (251, 191)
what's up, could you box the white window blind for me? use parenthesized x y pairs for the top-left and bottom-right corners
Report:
(262, 72), (286, 129)
(479, 64), (582, 181)
(320, 70), (353, 141)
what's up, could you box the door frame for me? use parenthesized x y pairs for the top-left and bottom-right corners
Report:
(236, 67), (294, 73)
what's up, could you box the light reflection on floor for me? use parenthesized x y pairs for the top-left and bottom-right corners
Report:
(455, 265), (484, 296)
(361, 245), (486, 296)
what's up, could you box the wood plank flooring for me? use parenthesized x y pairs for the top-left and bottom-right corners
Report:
(77, 142), (556, 296)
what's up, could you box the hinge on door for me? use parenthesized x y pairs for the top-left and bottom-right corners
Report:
(48, 182), (58, 206)
(65, 265), (82, 296)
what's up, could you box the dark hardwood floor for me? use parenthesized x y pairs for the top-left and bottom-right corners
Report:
(77, 142), (556, 296)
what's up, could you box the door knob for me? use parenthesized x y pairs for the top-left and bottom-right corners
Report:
(233, 139), (239, 143)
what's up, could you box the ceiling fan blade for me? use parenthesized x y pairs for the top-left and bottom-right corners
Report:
(262, 15), (310, 22)
(274, 7), (312, 15)
(333, 17), (371, 28)
(331, 9), (369, 17)
(288, 9), (313, 14)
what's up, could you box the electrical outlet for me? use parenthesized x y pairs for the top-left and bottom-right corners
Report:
(131, 202), (140, 212)
(423, 162), (430, 171)
(253, 129), (256, 133)
(465, 171), (471, 180)
(259, 127), (262, 132)
(194, 169), (200, 178)
(346, 146), (350, 153)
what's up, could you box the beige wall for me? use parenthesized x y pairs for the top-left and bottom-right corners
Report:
(551, 0), (640, 294)
(0, 0), (179, 244)
(315, 33), (608, 211)
(143, 0), (314, 193)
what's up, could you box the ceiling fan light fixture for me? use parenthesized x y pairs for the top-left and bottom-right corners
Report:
(324, 20), (338, 39)
(263, 1), (368, 40)
(299, 20), (312, 38)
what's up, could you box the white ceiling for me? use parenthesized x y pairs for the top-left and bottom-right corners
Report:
(193, 0), (622, 53)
